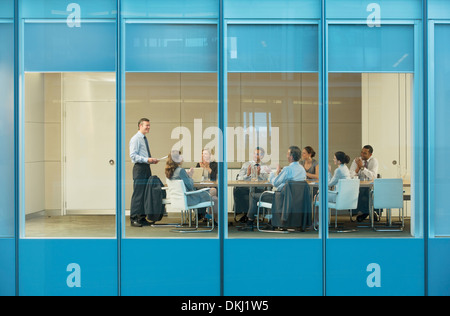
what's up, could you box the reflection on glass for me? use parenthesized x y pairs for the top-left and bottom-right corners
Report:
(24, 73), (116, 238)
(328, 73), (413, 237)
(228, 73), (319, 238)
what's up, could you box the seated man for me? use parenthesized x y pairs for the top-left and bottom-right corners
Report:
(234, 147), (271, 222)
(349, 145), (379, 222)
(239, 146), (307, 231)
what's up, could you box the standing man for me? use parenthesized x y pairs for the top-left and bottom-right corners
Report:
(129, 118), (159, 227)
(349, 145), (379, 222)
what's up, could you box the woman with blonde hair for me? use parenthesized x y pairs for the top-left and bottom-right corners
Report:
(196, 148), (218, 181)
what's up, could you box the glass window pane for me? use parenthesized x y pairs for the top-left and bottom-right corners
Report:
(328, 26), (416, 238)
(23, 2), (117, 238)
(125, 24), (218, 238)
(227, 24), (320, 238)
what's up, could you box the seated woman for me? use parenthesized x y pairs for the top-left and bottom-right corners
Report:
(300, 146), (319, 180)
(313, 151), (351, 227)
(328, 151), (351, 202)
(165, 150), (218, 222)
(196, 148), (218, 181)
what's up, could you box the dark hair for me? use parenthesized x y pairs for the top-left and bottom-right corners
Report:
(303, 146), (316, 158)
(255, 146), (265, 156)
(335, 151), (350, 165)
(138, 118), (150, 128)
(165, 150), (182, 179)
(363, 145), (374, 154)
(289, 146), (301, 162)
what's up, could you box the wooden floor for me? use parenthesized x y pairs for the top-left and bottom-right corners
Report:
(25, 213), (412, 239)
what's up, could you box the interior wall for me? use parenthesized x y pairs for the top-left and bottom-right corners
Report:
(328, 73), (362, 171)
(25, 73), (45, 215)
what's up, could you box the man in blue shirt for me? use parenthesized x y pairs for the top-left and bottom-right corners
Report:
(239, 146), (307, 231)
(129, 118), (159, 227)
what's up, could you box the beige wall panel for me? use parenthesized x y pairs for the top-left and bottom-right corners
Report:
(240, 73), (301, 124)
(301, 122), (319, 155)
(45, 123), (61, 161)
(25, 162), (45, 215)
(44, 161), (61, 211)
(63, 73), (116, 102)
(227, 73), (241, 124)
(44, 73), (62, 123)
(25, 122), (45, 163)
(25, 73), (45, 123)
(180, 73), (218, 123)
(329, 122), (361, 167)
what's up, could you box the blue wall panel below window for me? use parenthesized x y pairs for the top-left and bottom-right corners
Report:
(19, 239), (118, 296)
(428, 238), (450, 296)
(24, 22), (116, 72)
(326, 239), (424, 296)
(224, 239), (323, 296)
(121, 239), (221, 296)
(0, 239), (15, 296)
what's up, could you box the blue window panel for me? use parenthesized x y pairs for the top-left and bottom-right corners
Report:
(122, 0), (218, 19)
(433, 24), (450, 237)
(121, 239), (220, 296)
(24, 22), (116, 72)
(0, 239), (15, 296)
(326, 0), (421, 20)
(0, 0), (14, 19)
(224, 0), (320, 19)
(126, 23), (217, 72)
(227, 24), (318, 72)
(0, 23), (14, 238)
(429, 0), (450, 20)
(428, 239), (450, 296)
(19, 239), (118, 296)
(328, 25), (414, 72)
(20, 0), (116, 19)
(224, 239), (323, 295)
(327, 239), (424, 296)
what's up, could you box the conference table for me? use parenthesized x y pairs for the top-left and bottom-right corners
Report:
(193, 179), (411, 230)
(194, 179), (411, 189)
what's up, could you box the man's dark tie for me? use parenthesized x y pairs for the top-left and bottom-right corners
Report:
(143, 136), (151, 157)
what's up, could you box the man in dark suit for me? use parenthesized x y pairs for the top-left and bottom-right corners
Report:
(129, 118), (159, 227)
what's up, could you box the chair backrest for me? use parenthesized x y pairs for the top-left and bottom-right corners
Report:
(335, 179), (360, 210)
(373, 178), (403, 209)
(165, 179), (188, 211)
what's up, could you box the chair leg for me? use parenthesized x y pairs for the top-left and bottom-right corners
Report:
(257, 205), (286, 234)
(335, 209), (338, 229)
